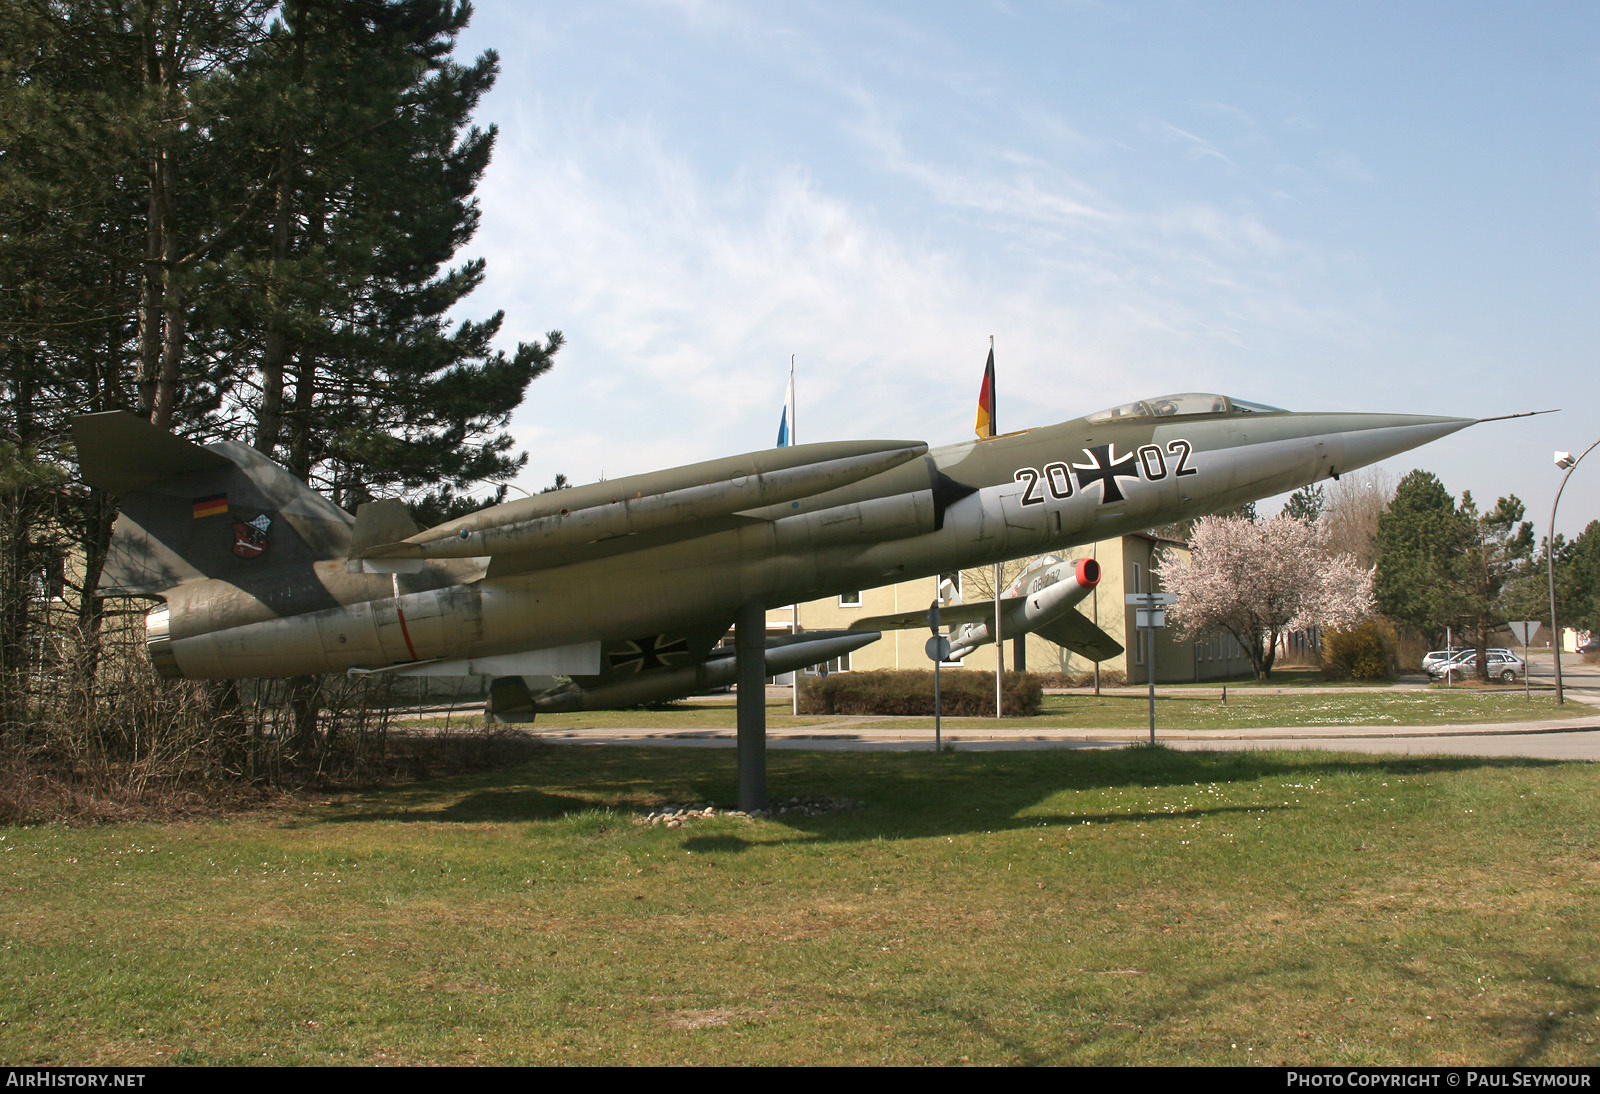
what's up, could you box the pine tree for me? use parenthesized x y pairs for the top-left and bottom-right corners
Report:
(1282, 484), (1325, 523)
(1566, 522), (1600, 632)
(1374, 470), (1471, 648)
(1455, 493), (1533, 679)
(1, 1), (559, 758)
(0, 0), (150, 685)
(203, 0), (559, 505)
(1374, 472), (1535, 677)
(1523, 521), (1600, 636)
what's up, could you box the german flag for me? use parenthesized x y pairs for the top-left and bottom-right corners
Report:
(192, 493), (228, 519)
(974, 346), (996, 439)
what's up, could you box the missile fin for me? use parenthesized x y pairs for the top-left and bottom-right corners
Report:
(1033, 611), (1123, 662)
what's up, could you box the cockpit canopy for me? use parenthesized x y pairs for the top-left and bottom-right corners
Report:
(1084, 392), (1285, 425)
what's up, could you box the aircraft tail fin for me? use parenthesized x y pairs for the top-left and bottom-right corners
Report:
(72, 412), (355, 597)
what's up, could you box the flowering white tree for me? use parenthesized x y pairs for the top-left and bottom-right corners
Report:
(1160, 515), (1375, 680)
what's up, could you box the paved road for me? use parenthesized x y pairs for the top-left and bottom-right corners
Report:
(522, 650), (1600, 762)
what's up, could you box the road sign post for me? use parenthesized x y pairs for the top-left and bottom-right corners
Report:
(1126, 592), (1175, 744)
(1508, 621), (1541, 699)
(925, 601), (949, 751)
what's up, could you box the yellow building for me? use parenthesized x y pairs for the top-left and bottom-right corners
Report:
(767, 532), (1253, 684)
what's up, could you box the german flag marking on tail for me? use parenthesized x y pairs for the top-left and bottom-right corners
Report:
(193, 494), (228, 519)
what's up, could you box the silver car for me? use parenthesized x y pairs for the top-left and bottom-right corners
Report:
(1431, 649), (1525, 683)
(1423, 648), (1514, 675)
(1422, 649), (1466, 674)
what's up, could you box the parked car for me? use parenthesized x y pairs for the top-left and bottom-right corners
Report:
(1423, 648), (1514, 675)
(1430, 649), (1525, 682)
(1421, 649), (1465, 674)
(1578, 635), (1600, 655)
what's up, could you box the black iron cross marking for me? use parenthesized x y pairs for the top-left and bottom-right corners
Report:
(1073, 444), (1141, 504)
(608, 634), (691, 673)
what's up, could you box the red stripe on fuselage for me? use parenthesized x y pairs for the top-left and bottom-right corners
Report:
(395, 606), (420, 661)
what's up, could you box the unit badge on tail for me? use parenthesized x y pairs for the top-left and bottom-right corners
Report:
(231, 514), (272, 559)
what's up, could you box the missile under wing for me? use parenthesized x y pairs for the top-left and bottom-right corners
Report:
(851, 556), (1122, 663)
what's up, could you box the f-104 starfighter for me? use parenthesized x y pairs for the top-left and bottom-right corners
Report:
(74, 391), (1473, 718)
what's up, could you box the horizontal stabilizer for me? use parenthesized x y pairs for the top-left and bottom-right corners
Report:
(350, 500), (421, 559)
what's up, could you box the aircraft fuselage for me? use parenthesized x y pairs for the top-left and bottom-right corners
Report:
(136, 402), (1469, 680)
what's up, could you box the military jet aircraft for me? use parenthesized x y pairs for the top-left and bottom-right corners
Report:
(73, 392), (1473, 721)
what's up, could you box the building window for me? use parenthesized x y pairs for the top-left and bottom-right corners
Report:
(806, 652), (851, 675)
(839, 591), (861, 607)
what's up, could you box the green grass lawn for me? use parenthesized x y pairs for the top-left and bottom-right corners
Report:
(487, 688), (1587, 735)
(3, 745), (1597, 1065)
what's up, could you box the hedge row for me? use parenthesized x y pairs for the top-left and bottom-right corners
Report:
(799, 670), (1044, 717)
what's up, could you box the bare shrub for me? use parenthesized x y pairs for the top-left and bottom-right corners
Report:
(0, 605), (504, 822)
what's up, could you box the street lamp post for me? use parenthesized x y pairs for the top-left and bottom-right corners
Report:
(1549, 439), (1600, 704)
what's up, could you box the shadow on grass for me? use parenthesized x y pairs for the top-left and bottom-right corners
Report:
(311, 741), (1564, 845)
(321, 784), (600, 824)
(1503, 961), (1600, 1066)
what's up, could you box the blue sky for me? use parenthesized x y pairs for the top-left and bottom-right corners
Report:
(449, 1), (1599, 539)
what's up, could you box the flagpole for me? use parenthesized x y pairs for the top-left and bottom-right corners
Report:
(788, 356), (801, 717)
(988, 336), (1003, 719)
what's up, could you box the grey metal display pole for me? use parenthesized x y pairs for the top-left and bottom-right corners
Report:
(1127, 591), (1173, 746)
(993, 562), (1003, 718)
(1147, 623), (1156, 744)
(1507, 622), (1539, 700)
(926, 601), (947, 751)
(736, 601), (767, 811)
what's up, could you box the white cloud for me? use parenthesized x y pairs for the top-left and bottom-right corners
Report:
(465, 88), (1378, 492)
(1147, 119), (1236, 165)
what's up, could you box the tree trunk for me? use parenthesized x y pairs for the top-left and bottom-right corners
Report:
(251, 18), (307, 457)
(253, 173), (294, 455)
(135, 155), (166, 421)
(288, 674), (321, 758)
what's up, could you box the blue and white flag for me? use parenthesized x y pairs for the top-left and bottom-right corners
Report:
(776, 361), (796, 447)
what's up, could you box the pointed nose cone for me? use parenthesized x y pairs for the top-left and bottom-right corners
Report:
(1337, 414), (1476, 472)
